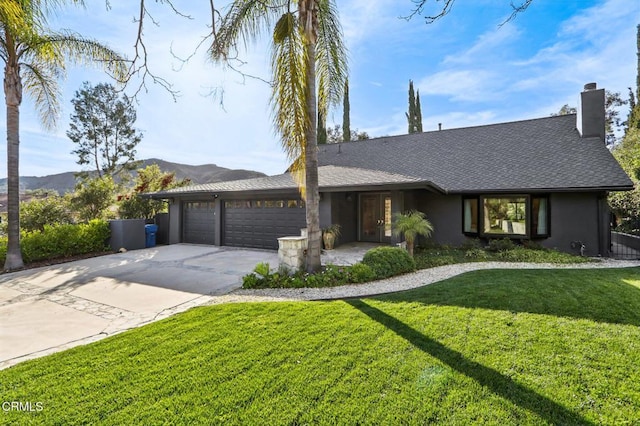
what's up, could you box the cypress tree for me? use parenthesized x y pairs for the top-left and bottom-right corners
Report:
(343, 80), (350, 142)
(416, 90), (423, 133)
(406, 80), (416, 133)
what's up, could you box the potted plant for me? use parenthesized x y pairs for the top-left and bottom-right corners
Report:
(322, 224), (342, 250)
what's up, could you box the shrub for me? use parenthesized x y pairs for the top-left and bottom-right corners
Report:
(21, 196), (73, 232)
(242, 262), (378, 289)
(521, 239), (545, 250)
(392, 210), (434, 257)
(460, 238), (482, 250)
(486, 237), (515, 252)
(349, 263), (376, 283)
(497, 247), (590, 264)
(0, 220), (111, 265)
(362, 246), (416, 279)
(465, 248), (489, 260)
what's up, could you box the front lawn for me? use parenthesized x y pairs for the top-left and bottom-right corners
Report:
(2, 268), (640, 424)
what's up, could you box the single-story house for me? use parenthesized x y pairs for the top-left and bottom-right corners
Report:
(148, 83), (633, 256)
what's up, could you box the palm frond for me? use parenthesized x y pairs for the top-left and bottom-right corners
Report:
(211, 0), (286, 62)
(31, 30), (127, 82)
(20, 60), (61, 130)
(271, 11), (309, 194)
(315, 0), (348, 114)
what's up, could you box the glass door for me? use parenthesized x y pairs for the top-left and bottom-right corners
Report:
(360, 193), (392, 243)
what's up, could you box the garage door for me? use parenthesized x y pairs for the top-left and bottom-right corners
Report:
(223, 199), (306, 249)
(183, 201), (216, 244)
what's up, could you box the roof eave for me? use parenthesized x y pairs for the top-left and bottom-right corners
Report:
(448, 185), (634, 194)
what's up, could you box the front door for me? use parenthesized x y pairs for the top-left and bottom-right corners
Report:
(360, 193), (392, 243)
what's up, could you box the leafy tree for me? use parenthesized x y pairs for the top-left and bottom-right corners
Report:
(20, 195), (73, 232)
(392, 210), (434, 257)
(212, 0), (348, 272)
(118, 164), (190, 219)
(605, 91), (627, 145)
(326, 125), (369, 143)
(553, 104), (577, 116)
(610, 128), (640, 233)
(626, 25), (640, 133)
(68, 81), (142, 179)
(71, 176), (117, 222)
(0, 1), (126, 271)
(342, 80), (350, 142)
(552, 91), (626, 145)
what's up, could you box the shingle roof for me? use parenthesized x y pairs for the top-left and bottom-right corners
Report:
(150, 114), (632, 198)
(317, 114), (633, 193)
(150, 165), (428, 197)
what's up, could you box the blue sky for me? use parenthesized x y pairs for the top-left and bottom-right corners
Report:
(0, 0), (638, 178)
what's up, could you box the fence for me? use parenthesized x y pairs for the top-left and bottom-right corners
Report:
(610, 231), (640, 259)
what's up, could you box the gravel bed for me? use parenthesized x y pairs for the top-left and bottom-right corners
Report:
(221, 258), (640, 303)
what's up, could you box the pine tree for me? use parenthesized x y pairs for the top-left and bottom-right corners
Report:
(342, 80), (351, 142)
(406, 80), (416, 133)
(416, 90), (423, 133)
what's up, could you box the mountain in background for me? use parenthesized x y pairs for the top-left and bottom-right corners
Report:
(0, 158), (267, 195)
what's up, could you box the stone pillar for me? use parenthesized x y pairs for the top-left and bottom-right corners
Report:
(278, 236), (308, 272)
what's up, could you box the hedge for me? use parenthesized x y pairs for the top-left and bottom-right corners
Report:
(0, 220), (111, 265)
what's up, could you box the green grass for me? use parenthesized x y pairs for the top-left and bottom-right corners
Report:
(2, 269), (640, 424)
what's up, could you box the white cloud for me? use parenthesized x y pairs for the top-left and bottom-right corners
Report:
(443, 23), (521, 65)
(417, 70), (498, 102)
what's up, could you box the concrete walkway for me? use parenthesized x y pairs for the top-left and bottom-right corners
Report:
(0, 245), (278, 369)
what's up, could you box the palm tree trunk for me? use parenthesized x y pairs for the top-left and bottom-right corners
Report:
(301, 0), (321, 273)
(4, 62), (24, 270)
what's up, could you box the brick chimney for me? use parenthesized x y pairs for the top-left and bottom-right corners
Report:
(577, 82), (605, 143)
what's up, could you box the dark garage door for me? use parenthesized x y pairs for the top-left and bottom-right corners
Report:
(183, 201), (216, 244)
(223, 199), (306, 249)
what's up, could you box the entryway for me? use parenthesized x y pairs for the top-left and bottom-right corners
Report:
(360, 193), (392, 243)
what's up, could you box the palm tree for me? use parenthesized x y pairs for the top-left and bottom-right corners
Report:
(211, 0), (347, 273)
(1, 0), (126, 270)
(392, 210), (434, 257)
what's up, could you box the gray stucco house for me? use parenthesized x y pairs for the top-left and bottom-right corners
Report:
(149, 83), (633, 256)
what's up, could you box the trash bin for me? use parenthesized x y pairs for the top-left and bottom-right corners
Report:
(145, 224), (158, 248)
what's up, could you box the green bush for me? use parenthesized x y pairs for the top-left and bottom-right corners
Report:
(362, 246), (416, 279)
(242, 262), (379, 289)
(460, 238), (483, 250)
(497, 247), (591, 264)
(486, 237), (516, 252)
(0, 220), (111, 265)
(349, 262), (377, 283)
(21, 196), (73, 232)
(465, 248), (489, 260)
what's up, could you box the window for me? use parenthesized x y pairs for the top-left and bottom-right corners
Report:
(462, 195), (549, 238)
(463, 198), (478, 234)
(531, 197), (549, 237)
(483, 197), (527, 236)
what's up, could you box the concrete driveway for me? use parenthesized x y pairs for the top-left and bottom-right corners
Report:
(0, 244), (278, 369)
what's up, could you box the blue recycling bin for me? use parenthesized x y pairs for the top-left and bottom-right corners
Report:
(145, 224), (158, 248)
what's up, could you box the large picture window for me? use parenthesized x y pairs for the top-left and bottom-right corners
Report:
(483, 197), (527, 236)
(462, 195), (549, 238)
